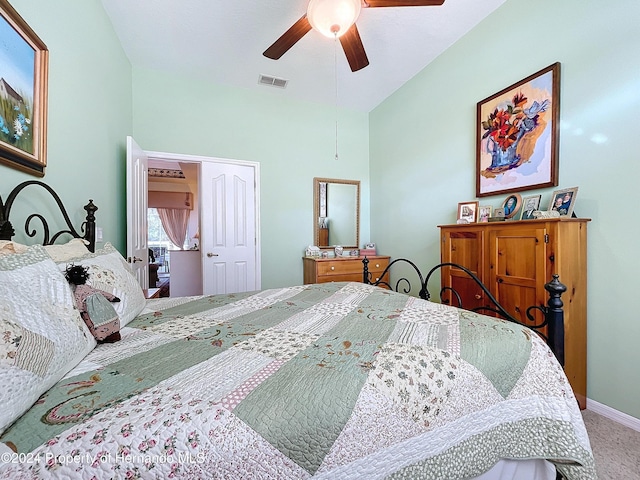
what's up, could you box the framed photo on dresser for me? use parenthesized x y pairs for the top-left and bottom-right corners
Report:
(457, 201), (479, 223)
(520, 195), (542, 220)
(549, 187), (578, 217)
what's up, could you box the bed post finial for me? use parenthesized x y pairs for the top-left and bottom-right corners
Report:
(0, 220), (15, 240)
(545, 274), (567, 366)
(83, 199), (98, 253)
(0, 195), (12, 241)
(362, 257), (370, 284)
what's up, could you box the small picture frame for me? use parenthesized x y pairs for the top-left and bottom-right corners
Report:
(519, 194), (542, 220)
(457, 201), (479, 223)
(501, 193), (522, 219)
(493, 207), (505, 218)
(548, 187), (578, 217)
(478, 205), (492, 223)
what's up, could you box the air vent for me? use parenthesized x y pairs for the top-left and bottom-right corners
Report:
(258, 74), (288, 89)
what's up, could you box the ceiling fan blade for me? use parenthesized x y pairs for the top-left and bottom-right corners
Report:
(263, 15), (312, 60)
(363, 0), (445, 7)
(340, 24), (369, 72)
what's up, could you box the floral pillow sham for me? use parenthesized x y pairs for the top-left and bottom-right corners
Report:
(0, 245), (95, 435)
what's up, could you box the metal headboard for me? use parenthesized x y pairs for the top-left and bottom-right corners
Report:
(363, 257), (567, 366)
(0, 180), (98, 252)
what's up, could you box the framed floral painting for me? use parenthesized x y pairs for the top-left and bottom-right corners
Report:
(476, 63), (560, 197)
(0, 0), (48, 177)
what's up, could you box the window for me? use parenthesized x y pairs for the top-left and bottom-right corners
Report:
(148, 208), (179, 272)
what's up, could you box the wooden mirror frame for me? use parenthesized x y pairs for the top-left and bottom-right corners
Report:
(313, 177), (360, 249)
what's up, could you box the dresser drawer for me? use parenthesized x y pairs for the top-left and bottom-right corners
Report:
(315, 273), (365, 283)
(303, 256), (390, 285)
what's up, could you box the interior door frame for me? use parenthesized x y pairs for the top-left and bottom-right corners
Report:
(145, 149), (261, 291)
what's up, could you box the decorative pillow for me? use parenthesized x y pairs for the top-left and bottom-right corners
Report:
(43, 238), (90, 262)
(0, 241), (28, 256)
(57, 243), (146, 327)
(0, 245), (95, 435)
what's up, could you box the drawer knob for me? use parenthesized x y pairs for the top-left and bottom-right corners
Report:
(375, 263), (380, 268)
(475, 294), (482, 300)
(375, 277), (380, 281)
(331, 266), (335, 271)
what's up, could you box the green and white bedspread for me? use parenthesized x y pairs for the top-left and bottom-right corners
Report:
(0, 282), (595, 479)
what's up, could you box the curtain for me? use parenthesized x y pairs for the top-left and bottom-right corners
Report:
(157, 208), (189, 249)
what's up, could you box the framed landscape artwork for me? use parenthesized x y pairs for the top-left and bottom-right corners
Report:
(476, 63), (560, 197)
(0, 0), (49, 176)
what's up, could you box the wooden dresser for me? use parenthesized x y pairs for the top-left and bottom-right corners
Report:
(439, 218), (589, 409)
(303, 255), (390, 285)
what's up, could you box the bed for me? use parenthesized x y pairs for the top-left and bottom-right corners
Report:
(0, 181), (596, 479)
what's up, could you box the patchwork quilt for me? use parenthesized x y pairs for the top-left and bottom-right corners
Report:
(0, 282), (596, 479)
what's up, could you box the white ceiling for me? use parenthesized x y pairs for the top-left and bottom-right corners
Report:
(100, 0), (505, 112)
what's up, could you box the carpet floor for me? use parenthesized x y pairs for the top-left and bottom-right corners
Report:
(582, 409), (640, 479)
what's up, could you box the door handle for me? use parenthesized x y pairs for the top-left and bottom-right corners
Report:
(207, 252), (219, 257)
(128, 256), (143, 263)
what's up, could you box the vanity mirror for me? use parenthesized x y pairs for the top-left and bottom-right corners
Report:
(313, 177), (360, 249)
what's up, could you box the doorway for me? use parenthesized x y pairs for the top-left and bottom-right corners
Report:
(147, 159), (199, 297)
(126, 137), (261, 296)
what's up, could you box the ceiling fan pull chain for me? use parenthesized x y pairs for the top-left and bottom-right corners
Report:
(334, 34), (339, 161)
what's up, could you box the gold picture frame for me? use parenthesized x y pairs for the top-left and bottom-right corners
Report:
(0, 0), (48, 176)
(501, 193), (522, 219)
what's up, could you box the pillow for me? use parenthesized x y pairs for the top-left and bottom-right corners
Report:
(57, 243), (145, 327)
(43, 238), (90, 262)
(0, 241), (28, 256)
(0, 245), (95, 435)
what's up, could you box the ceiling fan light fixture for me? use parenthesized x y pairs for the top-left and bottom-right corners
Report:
(307, 0), (362, 38)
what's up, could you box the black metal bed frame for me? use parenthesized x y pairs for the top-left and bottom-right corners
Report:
(363, 257), (567, 367)
(0, 180), (97, 252)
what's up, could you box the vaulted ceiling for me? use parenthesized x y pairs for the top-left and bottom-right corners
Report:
(101, 0), (505, 112)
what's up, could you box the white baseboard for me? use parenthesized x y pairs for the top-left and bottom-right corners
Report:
(587, 398), (640, 432)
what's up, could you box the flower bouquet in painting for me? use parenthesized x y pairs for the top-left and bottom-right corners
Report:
(481, 92), (548, 173)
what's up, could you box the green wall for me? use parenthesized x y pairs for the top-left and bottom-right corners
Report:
(131, 67), (370, 288)
(369, 0), (640, 418)
(0, 0), (132, 250)
(2, 0), (638, 421)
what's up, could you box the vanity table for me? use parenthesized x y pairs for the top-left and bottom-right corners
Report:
(303, 255), (390, 285)
(306, 177), (382, 284)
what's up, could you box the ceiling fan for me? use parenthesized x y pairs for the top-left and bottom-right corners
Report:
(263, 0), (446, 72)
